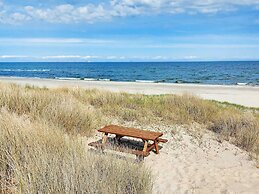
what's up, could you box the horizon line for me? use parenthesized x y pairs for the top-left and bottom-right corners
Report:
(0, 60), (259, 63)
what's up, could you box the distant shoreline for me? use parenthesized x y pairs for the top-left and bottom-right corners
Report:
(1, 76), (259, 108)
(0, 75), (258, 86)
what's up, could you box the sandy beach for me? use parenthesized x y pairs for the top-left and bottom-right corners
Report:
(0, 76), (259, 108)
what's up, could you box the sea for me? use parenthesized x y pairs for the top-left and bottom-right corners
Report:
(0, 61), (258, 85)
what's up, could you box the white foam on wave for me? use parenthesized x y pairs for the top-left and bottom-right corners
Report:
(55, 77), (80, 80)
(0, 69), (50, 72)
(98, 78), (110, 81)
(136, 80), (156, 83)
(55, 77), (111, 81)
(236, 82), (247, 86)
(84, 78), (98, 81)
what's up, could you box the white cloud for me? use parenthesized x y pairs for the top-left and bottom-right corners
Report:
(1, 53), (259, 61)
(151, 55), (168, 60)
(0, 0), (258, 24)
(112, 0), (259, 15)
(103, 55), (126, 60)
(183, 55), (198, 60)
(4, 54), (154, 61)
(24, 4), (109, 23)
(39, 55), (130, 61)
(0, 38), (114, 45)
(0, 55), (29, 59)
(0, 11), (30, 24)
(41, 55), (100, 59)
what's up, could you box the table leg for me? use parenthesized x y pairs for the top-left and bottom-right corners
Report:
(102, 132), (108, 144)
(154, 140), (159, 154)
(143, 140), (148, 153)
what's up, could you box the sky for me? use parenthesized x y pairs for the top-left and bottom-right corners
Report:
(0, 0), (259, 62)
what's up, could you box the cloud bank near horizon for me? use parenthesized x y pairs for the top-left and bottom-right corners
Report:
(1, 35), (259, 61)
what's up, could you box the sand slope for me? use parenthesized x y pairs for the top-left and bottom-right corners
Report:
(144, 125), (259, 194)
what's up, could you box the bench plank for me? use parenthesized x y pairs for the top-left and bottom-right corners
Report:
(88, 142), (150, 157)
(157, 138), (168, 143)
(98, 125), (163, 141)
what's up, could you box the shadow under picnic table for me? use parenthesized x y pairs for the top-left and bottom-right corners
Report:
(88, 136), (163, 160)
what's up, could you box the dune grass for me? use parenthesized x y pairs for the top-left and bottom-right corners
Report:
(0, 110), (151, 194)
(0, 84), (101, 136)
(0, 84), (152, 193)
(64, 88), (259, 155)
(0, 83), (258, 193)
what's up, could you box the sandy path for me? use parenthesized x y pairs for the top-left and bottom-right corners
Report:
(0, 76), (259, 108)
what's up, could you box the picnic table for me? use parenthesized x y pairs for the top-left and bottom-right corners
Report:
(89, 125), (168, 158)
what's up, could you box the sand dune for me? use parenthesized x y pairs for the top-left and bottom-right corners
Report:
(87, 123), (259, 194)
(144, 124), (259, 194)
(0, 76), (259, 108)
(1, 78), (256, 193)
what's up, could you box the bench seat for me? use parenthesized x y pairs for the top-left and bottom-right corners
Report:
(88, 142), (150, 157)
(157, 138), (168, 143)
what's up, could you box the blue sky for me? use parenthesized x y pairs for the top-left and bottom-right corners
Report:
(0, 0), (259, 61)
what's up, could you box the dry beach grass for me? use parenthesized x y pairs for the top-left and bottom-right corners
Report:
(0, 84), (151, 194)
(0, 110), (151, 193)
(0, 83), (258, 193)
(66, 88), (259, 155)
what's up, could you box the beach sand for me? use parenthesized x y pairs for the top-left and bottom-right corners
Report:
(0, 76), (259, 108)
(146, 124), (259, 194)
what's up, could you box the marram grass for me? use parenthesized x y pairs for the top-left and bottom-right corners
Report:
(0, 83), (258, 193)
(0, 109), (151, 193)
(0, 84), (151, 194)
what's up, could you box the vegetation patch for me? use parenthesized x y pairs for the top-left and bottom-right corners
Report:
(0, 83), (258, 193)
(0, 84), (151, 194)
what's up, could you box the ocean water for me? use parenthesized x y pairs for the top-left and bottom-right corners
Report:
(0, 61), (258, 85)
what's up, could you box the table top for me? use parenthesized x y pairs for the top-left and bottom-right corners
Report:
(98, 125), (163, 141)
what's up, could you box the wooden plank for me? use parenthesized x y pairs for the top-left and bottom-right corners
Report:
(102, 133), (108, 144)
(98, 125), (163, 141)
(157, 138), (168, 143)
(154, 140), (159, 154)
(88, 142), (150, 157)
(147, 143), (155, 152)
(143, 140), (148, 153)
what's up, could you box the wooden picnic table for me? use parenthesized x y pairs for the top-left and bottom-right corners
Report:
(94, 125), (167, 157)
